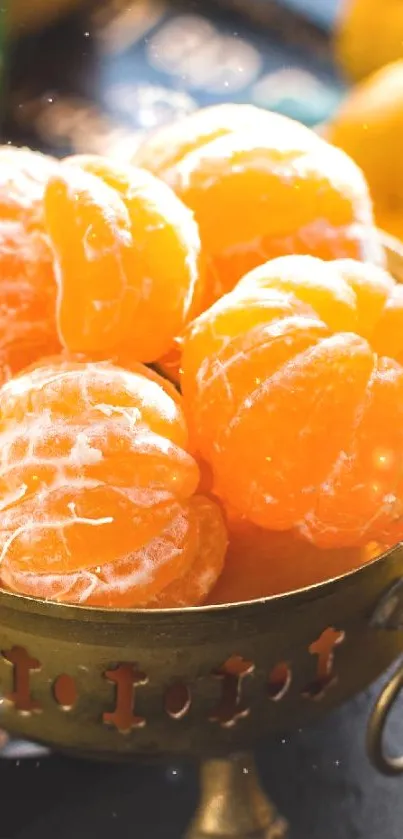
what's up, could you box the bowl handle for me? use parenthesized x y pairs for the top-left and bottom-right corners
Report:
(185, 753), (287, 839)
(367, 664), (403, 775)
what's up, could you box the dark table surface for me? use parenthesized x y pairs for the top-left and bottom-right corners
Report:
(4, 2), (403, 837)
(2, 668), (403, 839)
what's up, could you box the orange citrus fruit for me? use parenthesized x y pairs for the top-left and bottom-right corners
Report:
(44, 158), (204, 365)
(0, 147), (61, 384)
(334, 0), (403, 83)
(134, 104), (383, 304)
(0, 360), (226, 607)
(327, 60), (403, 243)
(181, 255), (403, 549)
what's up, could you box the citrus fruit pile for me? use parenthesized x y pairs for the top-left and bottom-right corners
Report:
(0, 104), (400, 609)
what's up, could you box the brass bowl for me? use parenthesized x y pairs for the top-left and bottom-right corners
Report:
(1, 546), (403, 761)
(1, 232), (403, 837)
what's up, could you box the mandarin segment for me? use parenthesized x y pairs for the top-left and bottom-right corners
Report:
(237, 255), (395, 338)
(0, 361), (188, 445)
(0, 148), (61, 384)
(0, 221), (60, 383)
(44, 159), (204, 365)
(134, 105), (383, 302)
(19, 351), (183, 411)
(0, 146), (59, 228)
(149, 495), (227, 608)
(236, 255), (358, 333)
(335, 258), (395, 338)
(0, 361), (225, 607)
(181, 255), (403, 548)
(0, 506), (198, 608)
(44, 167), (136, 354)
(300, 356), (403, 548)
(213, 332), (375, 532)
(67, 156), (204, 351)
(133, 103), (289, 178)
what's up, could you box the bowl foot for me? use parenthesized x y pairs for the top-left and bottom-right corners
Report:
(185, 753), (287, 839)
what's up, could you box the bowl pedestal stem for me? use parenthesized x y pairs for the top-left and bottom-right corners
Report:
(185, 753), (288, 839)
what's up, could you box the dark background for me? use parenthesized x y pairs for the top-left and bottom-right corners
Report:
(4, 0), (344, 155)
(2, 672), (403, 839)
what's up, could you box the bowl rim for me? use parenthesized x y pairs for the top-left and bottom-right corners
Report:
(0, 540), (398, 621)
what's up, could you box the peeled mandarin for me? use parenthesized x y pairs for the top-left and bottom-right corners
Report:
(44, 159), (204, 364)
(134, 105), (383, 303)
(181, 255), (403, 548)
(0, 360), (226, 607)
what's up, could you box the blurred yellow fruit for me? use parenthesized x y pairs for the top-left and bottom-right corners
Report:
(327, 60), (403, 241)
(335, 0), (403, 82)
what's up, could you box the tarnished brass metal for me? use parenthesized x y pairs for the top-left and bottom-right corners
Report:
(370, 577), (403, 631)
(367, 663), (403, 776)
(1, 544), (403, 757)
(186, 754), (287, 839)
(0, 231), (402, 834)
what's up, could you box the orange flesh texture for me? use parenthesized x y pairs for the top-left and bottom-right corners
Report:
(2, 495), (227, 608)
(133, 103), (283, 177)
(44, 158), (203, 364)
(0, 146), (59, 228)
(67, 155), (205, 333)
(44, 167), (138, 354)
(134, 106), (383, 303)
(0, 148), (61, 383)
(181, 255), (403, 548)
(20, 351), (183, 410)
(0, 361), (226, 607)
(1, 503), (197, 608)
(148, 495), (227, 608)
(300, 356), (403, 547)
(0, 222), (60, 383)
(207, 519), (374, 604)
